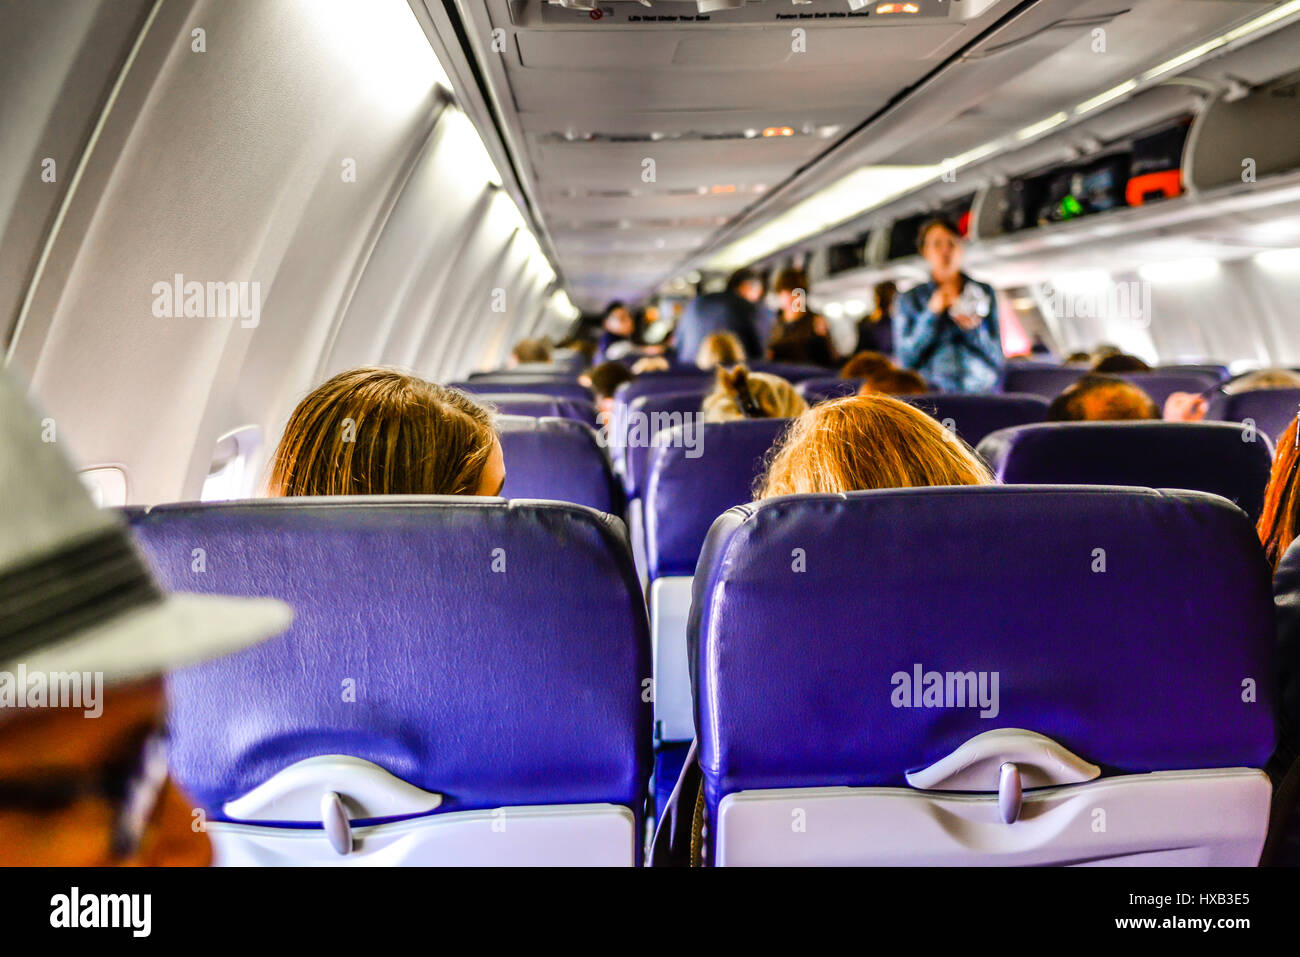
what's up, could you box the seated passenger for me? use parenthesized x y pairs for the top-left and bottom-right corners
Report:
(701, 366), (807, 424)
(1260, 414), (1300, 797)
(854, 281), (897, 358)
(1228, 368), (1300, 394)
(757, 393), (992, 497)
(1260, 413), (1300, 572)
(1046, 373), (1159, 422)
(578, 360), (634, 427)
(1064, 350), (1094, 365)
(766, 266), (837, 368)
(696, 331), (746, 370)
(858, 367), (930, 397)
(840, 350), (894, 381)
(1092, 352), (1151, 373)
(508, 337), (552, 366)
(268, 367), (504, 496)
(597, 301), (637, 362)
(1166, 368), (1300, 423)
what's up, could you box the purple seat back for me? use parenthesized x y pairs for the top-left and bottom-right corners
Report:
(645, 418), (789, 579)
(128, 498), (650, 819)
(1208, 388), (1300, 444)
(617, 390), (710, 499)
(977, 421), (1274, 519)
(748, 362), (834, 383)
(1001, 368), (1219, 406)
(692, 486), (1276, 824)
(496, 416), (623, 516)
(902, 393), (1051, 448)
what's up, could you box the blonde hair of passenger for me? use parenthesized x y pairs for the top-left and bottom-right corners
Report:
(757, 394), (993, 498)
(696, 332), (746, 370)
(268, 367), (496, 497)
(1226, 368), (1300, 394)
(702, 366), (808, 423)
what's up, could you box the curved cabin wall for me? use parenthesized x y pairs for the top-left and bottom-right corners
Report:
(3, 0), (559, 505)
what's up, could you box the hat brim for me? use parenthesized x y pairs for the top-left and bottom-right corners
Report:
(4, 593), (292, 683)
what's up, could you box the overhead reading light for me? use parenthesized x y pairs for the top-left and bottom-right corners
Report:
(762, 126), (794, 137)
(553, 0), (598, 10)
(873, 2), (920, 12)
(698, 0), (746, 12)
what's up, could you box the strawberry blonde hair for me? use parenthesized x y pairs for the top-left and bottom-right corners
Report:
(757, 394), (992, 498)
(1259, 416), (1300, 571)
(268, 367), (496, 497)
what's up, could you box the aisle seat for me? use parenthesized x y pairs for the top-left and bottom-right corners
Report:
(690, 486), (1276, 865)
(129, 498), (650, 866)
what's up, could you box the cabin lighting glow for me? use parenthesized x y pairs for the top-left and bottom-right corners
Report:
(874, 3), (920, 13)
(1075, 80), (1138, 115)
(1138, 258), (1220, 283)
(762, 127), (794, 137)
(706, 164), (942, 268)
(1254, 248), (1300, 271)
(1016, 112), (1069, 142)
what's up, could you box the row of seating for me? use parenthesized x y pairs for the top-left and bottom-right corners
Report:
(127, 488), (1280, 864)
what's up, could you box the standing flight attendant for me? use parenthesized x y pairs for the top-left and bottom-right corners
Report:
(894, 219), (1004, 393)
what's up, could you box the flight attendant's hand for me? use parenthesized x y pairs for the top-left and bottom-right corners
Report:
(927, 287), (957, 315)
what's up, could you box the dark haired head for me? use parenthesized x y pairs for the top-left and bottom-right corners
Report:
(772, 266), (810, 295)
(916, 217), (961, 252)
(583, 361), (634, 401)
(1047, 374), (1158, 422)
(725, 268), (763, 296)
(1092, 353), (1151, 374)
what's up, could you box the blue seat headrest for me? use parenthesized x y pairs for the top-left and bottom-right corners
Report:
(129, 498), (650, 817)
(1208, 388), (1300, 444)
(496, 415), (623, 515)
(618, 390), (711, 499)
(977, 421), (1274, 519)
(691, 486), (1277, 817)
(646, 418), (790, 579)
(999, 368), (1219, 405)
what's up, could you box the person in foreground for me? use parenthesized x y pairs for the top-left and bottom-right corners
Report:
(1259, 410), (1300, 863)
(0, 370), (291, 866)
(894, 218), (1004, 393)
(268, 367), (505, 497)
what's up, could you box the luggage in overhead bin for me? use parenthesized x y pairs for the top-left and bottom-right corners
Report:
(1077, 153), (1131, 213)
(1036, 167), (1083, 225)
(1126, 121), (1190, 206)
